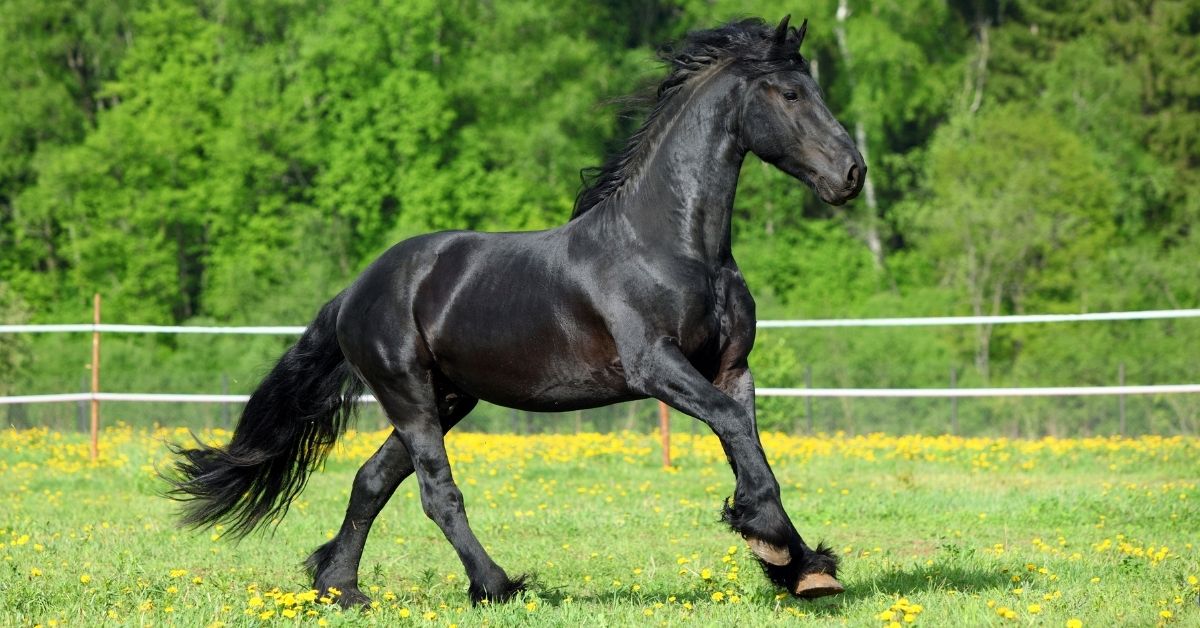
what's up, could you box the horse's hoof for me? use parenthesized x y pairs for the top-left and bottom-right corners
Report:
(469, 574), (528, 606)
(331, 587), (372, 609)
(793, 572), (844, 599)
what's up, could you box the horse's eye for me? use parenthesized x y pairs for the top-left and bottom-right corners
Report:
(782, 90), (799, 101)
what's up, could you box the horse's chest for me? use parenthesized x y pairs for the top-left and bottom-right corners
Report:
(647, 270), (728, 357)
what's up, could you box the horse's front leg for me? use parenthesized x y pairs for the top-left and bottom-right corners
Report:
(628, 337), (841, 598)
(713, 364), (842, 597)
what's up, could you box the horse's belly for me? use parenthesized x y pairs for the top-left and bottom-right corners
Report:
(434, 335), (636, 412)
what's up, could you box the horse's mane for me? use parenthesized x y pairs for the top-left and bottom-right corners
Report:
(571, 17), (809, 219)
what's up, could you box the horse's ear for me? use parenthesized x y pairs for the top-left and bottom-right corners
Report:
(794, 17), (808, 49)
(774, 14), (791, 46)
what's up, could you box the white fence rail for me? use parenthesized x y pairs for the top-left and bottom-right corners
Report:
(2, 308), (1198, 406)
(4, 385), (1200, 407)
(756, 308), (1200, 328)
(4, 308), (1200, 335)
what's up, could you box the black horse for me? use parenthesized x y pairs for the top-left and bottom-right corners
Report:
(168, 16), (865, 607)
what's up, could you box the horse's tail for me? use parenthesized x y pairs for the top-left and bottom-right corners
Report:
(165, 292), (364, 538)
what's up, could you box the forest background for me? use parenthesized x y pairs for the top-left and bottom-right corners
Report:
(1, 0), (1197, 436)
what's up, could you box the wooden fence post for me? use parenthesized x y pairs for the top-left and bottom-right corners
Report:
(658, 401), (671, 467)
(90, 293), (101, 462)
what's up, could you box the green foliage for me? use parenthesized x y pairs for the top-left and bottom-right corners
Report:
(1, 0), (1197, 433)
(0, 283), (31, 395)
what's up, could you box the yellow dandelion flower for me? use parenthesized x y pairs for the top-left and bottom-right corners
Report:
(248, 597), (263, 608)
(169, 569), (187, 578)
(423, 610), (437, 620)
(258, 610), (274, 620)
(1028, 604), (1042, 614)
(526, 601), (537, 612)
(79, 574), (91, 584)
(711, 591), (725, 602)
(1066, 619), (1083, 628)
(399, 608), (410, 618)
(30, 567), (42, 577)
(281, 609), (297, 618)
(1160, 610), (1172, 619)
(700, 568), (712, 580)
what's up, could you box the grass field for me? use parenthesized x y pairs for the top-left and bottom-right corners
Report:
(2, 425), (1198, 627)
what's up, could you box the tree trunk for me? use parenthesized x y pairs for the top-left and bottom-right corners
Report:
(834, 0), (890, 281)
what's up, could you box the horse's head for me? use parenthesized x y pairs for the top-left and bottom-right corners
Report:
(736, 16), (865, 206)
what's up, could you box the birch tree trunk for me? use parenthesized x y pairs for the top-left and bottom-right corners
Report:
(834, 0), (887, 275)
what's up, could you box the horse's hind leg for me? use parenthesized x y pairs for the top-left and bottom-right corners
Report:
(307, 395), (478, 607)
(367, 371), (524, 604)
(306, 432), (408, 607)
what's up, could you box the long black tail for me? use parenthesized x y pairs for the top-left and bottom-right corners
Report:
(165, 293), (365, 538)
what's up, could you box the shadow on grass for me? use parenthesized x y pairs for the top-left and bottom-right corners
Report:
(791, 563), (1010, 616)
(526, 562), (1008, 613)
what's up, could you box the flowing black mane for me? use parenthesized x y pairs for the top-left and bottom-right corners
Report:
(572, 17), (810, 219)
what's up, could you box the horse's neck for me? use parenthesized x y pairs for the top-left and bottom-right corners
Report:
(592, 75), (746, 264)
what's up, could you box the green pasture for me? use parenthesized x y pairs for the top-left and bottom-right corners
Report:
(2, 428), (1198, 627)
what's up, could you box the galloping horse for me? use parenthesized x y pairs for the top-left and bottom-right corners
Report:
(168, 16), (865, 606)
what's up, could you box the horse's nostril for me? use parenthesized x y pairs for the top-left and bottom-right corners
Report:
(847, 164), (860, 189)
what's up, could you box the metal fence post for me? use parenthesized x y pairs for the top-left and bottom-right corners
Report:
(77, 376), (87, 433)
(805, 365), (814, 434)
(950, 365), (959, 435)
(89, 293), (101, 462)
(221, 374), (231, 428)
(1118, 362), (1126, 436)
